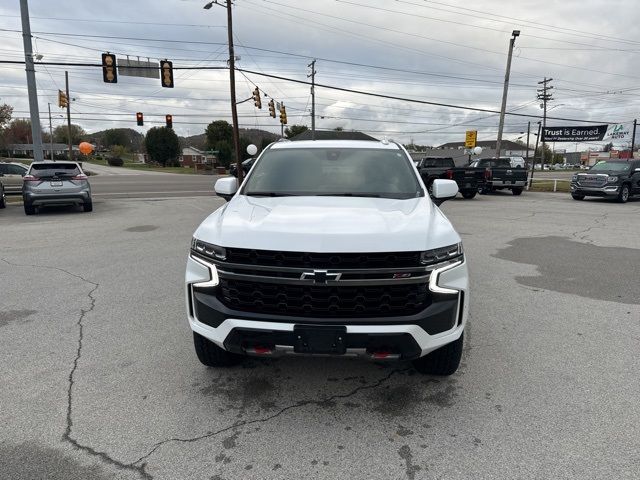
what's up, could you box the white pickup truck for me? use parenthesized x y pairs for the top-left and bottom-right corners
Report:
(185, 140), (469, 375)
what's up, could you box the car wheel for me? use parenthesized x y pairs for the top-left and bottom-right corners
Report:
(83, 200), (93, 212)
(0, 192), (5, 209)
(412, 332), (464, 376)
(512, 187), (523, 196)
(193, 332), (243, 367)
(571, 194), (585, 200)
(460, 190), (476, 199)
(617, 184), (630, 203)
(24, 203), (36, 215)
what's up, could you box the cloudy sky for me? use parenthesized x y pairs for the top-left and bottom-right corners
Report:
(1, 0), (639, 148)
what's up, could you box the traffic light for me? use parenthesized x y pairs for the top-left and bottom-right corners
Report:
(268, 99), (276, 118)
(279, 105), (287, 125)
(58, 90), (68, 108)
(165, 114), (173, 129)
(160, 59), (174, 88)
(252, 87), (262, 109)
(136, 112), (144, 126)
(101, 53), (117, 83)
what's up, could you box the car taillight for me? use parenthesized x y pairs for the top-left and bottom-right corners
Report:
(484, 168), (492, 180)
(23, 175), (39, 182)
(72, 174), (87, 180)
(445, 169), (453, 179)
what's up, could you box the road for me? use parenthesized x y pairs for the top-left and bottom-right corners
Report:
(1, 192), (639, 480)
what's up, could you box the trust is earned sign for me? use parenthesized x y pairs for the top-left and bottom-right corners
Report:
(542, 125), (607, 142)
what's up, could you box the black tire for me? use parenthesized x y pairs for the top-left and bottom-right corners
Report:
(617, 184), (630, 203)
(478, 186), (491, 195)
(512, 187), (523, 196)
(83, 200), (93, 212)
(460, 190), (476, 199)
(193, 332), (244, 367)
(24, 203), (36, 215)
(571, 194), (585, 200)
(412, 332), (464, 376)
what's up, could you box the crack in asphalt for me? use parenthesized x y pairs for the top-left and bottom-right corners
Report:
(1, 258), (152, 480)
(571, 212), (609, 245)
(129, 367), (411, 467)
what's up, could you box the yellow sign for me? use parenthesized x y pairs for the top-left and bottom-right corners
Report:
(465, 130), (477, 148)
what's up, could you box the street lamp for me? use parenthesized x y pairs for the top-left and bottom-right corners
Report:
(495, 30), (520, 159)
(203, 0), (243, 182)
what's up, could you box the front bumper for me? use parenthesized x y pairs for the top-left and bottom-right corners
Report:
(570, 184), (619, 197)
(185, 254), (469, 359)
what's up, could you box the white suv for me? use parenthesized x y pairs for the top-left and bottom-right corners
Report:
(185, 140), (469, 375)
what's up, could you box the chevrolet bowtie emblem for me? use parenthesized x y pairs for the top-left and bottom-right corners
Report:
(300, 270), (342, 284)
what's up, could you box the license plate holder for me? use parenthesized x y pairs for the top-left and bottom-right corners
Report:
(50, 181), (63, 187)
(294, 325), (347, 354)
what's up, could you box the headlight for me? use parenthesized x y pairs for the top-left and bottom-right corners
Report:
(420, 242), (463, 265)
(606, 176), (619, 183)
(191, 238), (227, 261)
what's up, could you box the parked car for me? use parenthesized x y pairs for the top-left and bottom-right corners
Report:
(0, 162), (29, 194)
(415, 157), (486, 199)
(22, 161), (92, 215)
(507, 156), (525, 169)
(570, 159), (640, 203)
(229, 158), (255, 177)
(470, 158), (528, 195)
(186, 140), (468, 375)
(0, 180), (6, 209)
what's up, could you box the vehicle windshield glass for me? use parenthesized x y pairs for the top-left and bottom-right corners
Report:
(421, 158), (451, 168)
(475, 159), (511, 168)
(242, 147), (423, 199)
(30, 163), (80, 177)
(590, 162), (630, 172)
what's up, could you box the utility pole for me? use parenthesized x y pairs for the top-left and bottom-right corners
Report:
(525, 121), (530, 169)
(631, 119), (637, 158)
(65, 71), (72, 161)
(495, 30), (520, 159)
(308, 59), (316, 140)
(19, 0), (44, 162)
(537, 77), (553, 170)
(529, 121), (541, 188)
(204, 1), (243, 182)
(47, 102), (53, 161)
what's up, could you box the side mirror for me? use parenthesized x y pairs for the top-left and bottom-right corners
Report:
(431, 179), (458, 206)
(214, 177), (238, 202)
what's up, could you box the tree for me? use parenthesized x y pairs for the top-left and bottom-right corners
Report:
(102, 129), (132, 149)
(4, 119), (33, 144)
(205, 120), (233, 150)
(110, 145), (127, 159)
(602, 142), (614, 152)
(0, 104), (13, 130)
(53, 124), (86, 145)
(284, 124), (308, 139)
(215, 140), (232, 167)
(145, 127), (181, 166)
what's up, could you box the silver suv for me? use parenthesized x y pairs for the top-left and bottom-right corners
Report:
(22, 162), (92, 215)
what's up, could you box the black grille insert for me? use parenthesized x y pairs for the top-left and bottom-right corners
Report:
(217, 278), (430, 317)
(224, 248), (422, 269)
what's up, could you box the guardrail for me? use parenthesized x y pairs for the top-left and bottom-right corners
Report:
(526, 178), (571, 192)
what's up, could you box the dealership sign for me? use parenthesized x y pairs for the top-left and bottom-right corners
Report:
(542, 125), (607, 142)
(542, 122), (633, 142)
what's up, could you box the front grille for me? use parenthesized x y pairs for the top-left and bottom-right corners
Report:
(577, 175), (606, 187)
(217, 278), (430, 317)
(224, 248), (422, 269)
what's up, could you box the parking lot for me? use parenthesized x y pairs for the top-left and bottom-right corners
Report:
(1, 192), (639, 480)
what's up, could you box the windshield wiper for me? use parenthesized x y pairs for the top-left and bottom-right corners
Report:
(244, 191), (299, 197)
(315, 193), (381, 198)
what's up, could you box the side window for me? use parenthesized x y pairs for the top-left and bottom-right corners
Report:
(10, 165), (25, 175)
(0, 164), (7, 174)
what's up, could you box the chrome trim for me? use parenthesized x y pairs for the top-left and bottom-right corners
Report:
(217, 269), (431, 286)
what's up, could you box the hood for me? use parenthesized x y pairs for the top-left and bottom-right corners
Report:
(194, 195), (460, 253)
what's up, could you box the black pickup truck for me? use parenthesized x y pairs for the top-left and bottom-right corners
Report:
(416, 157), (486, 199)
(469, 158), (528, 195)
(570, 159), (640, 203)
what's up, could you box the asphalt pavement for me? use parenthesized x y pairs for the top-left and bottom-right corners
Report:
(1, 192), (639, 480)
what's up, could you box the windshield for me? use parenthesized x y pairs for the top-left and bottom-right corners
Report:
(29, 163), (80, 177)
(242, 147), (423, 199)
(472, 159), (511, 168)
(590, 161), (630, 172)
(421, 158), (453, 168)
